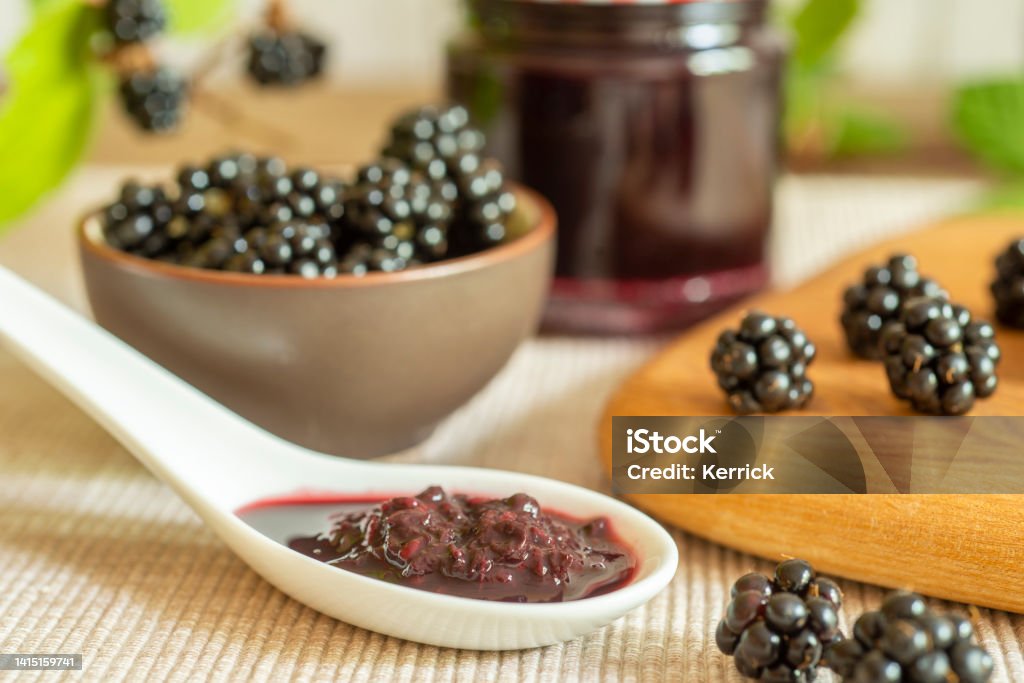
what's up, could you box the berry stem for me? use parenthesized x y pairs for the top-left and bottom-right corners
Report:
(100, 43), (158, 76)
(266, 0), (290, 31)
(190, 86), (295, 149)
(188, 32), (243, 90)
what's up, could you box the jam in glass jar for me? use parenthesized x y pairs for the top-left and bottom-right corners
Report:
(447, 0), (785, 333)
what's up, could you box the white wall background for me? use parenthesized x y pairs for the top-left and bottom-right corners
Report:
(1, 0), (1022, 87)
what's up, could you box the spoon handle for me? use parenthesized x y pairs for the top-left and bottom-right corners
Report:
(0, 265), (282, 506)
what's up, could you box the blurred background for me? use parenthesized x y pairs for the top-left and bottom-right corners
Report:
(1, 0), (1023, 170)
(3, 0), (1024, 333)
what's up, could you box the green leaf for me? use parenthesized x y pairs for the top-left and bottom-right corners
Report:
(789, 0), (860, 68)
(974, 180), (1024, 211)
(783, 64), (827, 137)
(0, 0), (107, 227)
(831, 108), (907, 157)
(951, 78), (1024, 175)
(165, 0), (235, 36)
(28, 0), (64, 13)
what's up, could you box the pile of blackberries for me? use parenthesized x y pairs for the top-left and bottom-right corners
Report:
(710, 312), (816, 414)
(716, 563), (996, 683)
(840, 254), (945, 360)
(715, 559), (844, 681)
(99, 111), (518, 276)
(711, 251), (1012, 416)
(881, 296), (999, 415)
(101, 154), (341, 275)
(825, 591), (994, 683)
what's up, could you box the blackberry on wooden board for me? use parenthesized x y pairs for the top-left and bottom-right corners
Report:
(710, 312), (816, 414)
(716, 559), (845, 682)
(840, 254), (945, 360)
(824, 591), (994, 683)
(990, 238), (1024, 328)
(880, 296), (999, 415)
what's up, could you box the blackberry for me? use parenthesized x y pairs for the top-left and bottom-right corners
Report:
(841, 254), (945, 359)
(824, 592), (994, 683)
(119, 67), (187, 133)
(101, 181), (175, 257)
(880, 296), (999, 415)
(343, 158), (454, 269)
(242, 220), (337, 277)
(382, 105), (486, 182)
(710, 312), (817, 414)
(990, 238), (1024, 327)
(450, 155), (517, 252)
(247, 30), (326, 87)
(381, 105), (515, 254)
(105, 0), (166, 44)
(716, 559), (844, 681)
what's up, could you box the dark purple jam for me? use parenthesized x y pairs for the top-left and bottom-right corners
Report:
(238, 486), (635, 603)
(447, 0), (784, 333)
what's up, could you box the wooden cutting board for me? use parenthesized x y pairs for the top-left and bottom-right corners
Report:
(599, 213), (1024, 614)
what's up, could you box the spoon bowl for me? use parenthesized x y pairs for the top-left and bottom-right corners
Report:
(0, 265), (678, 650)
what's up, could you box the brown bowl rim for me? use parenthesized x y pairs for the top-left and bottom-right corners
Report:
(78, 184), (556, 288)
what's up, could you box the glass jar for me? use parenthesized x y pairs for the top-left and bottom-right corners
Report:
(447, 0), (785, 334)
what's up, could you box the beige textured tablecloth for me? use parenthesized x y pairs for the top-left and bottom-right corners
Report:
(2, 168), (1022, 682)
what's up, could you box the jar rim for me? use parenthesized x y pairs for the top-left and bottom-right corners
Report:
(469, 0), (768, 48)
(495, 0), (750, 4)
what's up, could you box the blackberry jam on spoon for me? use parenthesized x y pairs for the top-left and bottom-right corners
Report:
(0, 266), (677, 650)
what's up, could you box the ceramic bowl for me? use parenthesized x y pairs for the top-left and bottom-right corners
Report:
(78, 186), (555, 458)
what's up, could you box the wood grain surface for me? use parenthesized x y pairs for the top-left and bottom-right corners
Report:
(599, 213), (1024, 614)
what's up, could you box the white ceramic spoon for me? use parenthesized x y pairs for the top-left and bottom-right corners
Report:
(0, 266), (678, 651)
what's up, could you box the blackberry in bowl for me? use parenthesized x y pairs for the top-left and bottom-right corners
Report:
(78, 152), (555, 458)
(95, 152), (524, 275)
(381, 104), (517, 253)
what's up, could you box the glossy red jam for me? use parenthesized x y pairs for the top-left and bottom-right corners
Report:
(237, 486), (635, 603)
(447, 0), (784, 333)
